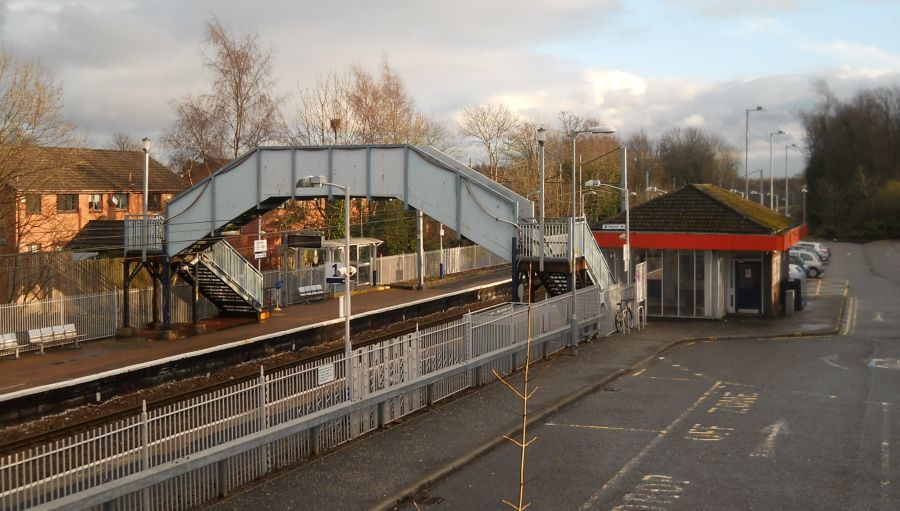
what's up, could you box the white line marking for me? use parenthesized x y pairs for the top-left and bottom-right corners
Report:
(821, 354), (849, 371)
(578, 381), (723, 511)
(545, 422), (663, 434)
(750, 418), (789, 458)
(873, 312), (884, 322)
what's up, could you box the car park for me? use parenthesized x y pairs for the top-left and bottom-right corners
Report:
(794, 241), (830, 261)
(790, 249), (825, 277)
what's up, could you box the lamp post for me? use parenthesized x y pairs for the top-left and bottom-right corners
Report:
(297, 175), (352, 400)
(785, 143), (800, 216)
(747, 168), (763, 205)
(801, 185), (808, 224)
(744, 106), (765, 198)
(769, 130), (786, 209)
(142, 137), (150, 262)
(537, 127), (547, 272)
(570, 126), (616, 353)
(585, 178), (631, 287)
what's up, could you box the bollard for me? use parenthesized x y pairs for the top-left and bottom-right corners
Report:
(785, 290), (795, 316)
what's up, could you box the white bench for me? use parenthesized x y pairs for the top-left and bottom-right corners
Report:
(297, 284), (325, 302)
(27, 323), (78, 354)
(1, 332), (19, 358)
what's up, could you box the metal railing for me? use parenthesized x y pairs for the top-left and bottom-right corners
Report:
(1, 285), (623, 511)
(0, 287), (218, 357)
(517, 217), (571, 260)
(203, 241), (264, 308)
(575, 220), (617, 289)
(124, 215), (165, 254)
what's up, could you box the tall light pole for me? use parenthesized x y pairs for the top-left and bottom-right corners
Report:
(585, 177), (631, 287)
(784, 143), (800, 216)
(297, 175), (353, 400)
(744, 106), (765, 198)
(769, 130), (786, 209)
(142, 137), (150, 262)
(747, 169), (763, 205)
(571, 126), (616, 354)
(801, 185), (808, 224)
(537, 127), (547, 272)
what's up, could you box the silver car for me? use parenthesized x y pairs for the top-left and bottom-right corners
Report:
(790, 249), (825, 277)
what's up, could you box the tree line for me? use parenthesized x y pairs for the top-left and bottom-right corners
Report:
(802, 83), (900, 238)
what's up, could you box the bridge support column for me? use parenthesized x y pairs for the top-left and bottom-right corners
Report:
(159, 254), (176, 340)
(416, 210), (424, 289)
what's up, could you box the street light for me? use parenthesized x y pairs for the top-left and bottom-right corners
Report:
(748, 168), (763, 205)
(744, 106), (765, 198)
(769, 130), (787, 210)
(801, 185), (808, 224)
(142, 137), (150, 262)
(585, 178), (631, 289)
(537, 127), (547, 272)
(785, 143), (800, 217)
(571, 126), (616, 354)
(646, 186), (667, 196)
(297, 175), (353, 400)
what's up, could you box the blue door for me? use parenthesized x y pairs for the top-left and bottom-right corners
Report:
(734, 260), (762, 313)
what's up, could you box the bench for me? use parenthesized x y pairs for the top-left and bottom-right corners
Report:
(27, 323), (79, 354)
(297, 284), (325, 302)
(1, 332), (19, 358)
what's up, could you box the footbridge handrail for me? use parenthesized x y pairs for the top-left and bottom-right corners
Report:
(203, 241), (264, 307)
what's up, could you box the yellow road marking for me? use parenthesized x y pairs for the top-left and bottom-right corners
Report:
(632, 369), (646, 377)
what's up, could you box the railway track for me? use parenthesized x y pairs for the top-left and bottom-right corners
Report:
(0, 298), (505, 455)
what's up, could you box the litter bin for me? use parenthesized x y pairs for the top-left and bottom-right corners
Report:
(783, 278), (805, 312)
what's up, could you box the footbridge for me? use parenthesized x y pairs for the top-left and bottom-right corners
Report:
(136, 144), (615, 314)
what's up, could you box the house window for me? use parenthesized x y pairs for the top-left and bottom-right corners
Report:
(26, 243), (41, 253)
(25, 194), (41, 215)
(112, 193), (129, 210)
(148, 193), (162, 211)
(88, 194), (102, 211)
(57, 194), (78, 212)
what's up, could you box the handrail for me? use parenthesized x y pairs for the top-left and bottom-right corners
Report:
(576, 220), (616, 290)
(124, 215), (164, 253)
(205, 241), (264, 307)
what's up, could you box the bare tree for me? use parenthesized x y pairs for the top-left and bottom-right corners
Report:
(0, 48), (78, 299)
(106, 132), (141, 152)
(164, 17), (285, 174)
(459, 103), (520, 181)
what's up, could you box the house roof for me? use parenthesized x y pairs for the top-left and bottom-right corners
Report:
(599, 183), (798, 235)
(65, 219), (123, 252)
(6, 147), (187, 193)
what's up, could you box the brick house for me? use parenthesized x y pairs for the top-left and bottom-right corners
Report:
(0, 147), (187, 254)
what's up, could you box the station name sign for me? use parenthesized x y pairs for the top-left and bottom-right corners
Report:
(602, 223), (626, 231)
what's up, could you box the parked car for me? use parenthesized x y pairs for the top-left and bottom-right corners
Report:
(788, 253), (808, 273)
(790, 249), (826, 277)
(791, 245), (826, 265)
(794, 241), (830, 261)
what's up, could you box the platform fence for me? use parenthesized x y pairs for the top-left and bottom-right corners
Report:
(0, 283), (627, 511)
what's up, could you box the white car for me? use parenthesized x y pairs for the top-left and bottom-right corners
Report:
(794, 241), (830, 261)
(790, 250), (825, 277)
(789, 263), (806, 280)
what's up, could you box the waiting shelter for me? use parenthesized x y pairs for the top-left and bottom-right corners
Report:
(593, 184), (806, 318)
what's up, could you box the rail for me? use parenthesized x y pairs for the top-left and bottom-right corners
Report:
(124, 215), (165, 254)
(3, 285), (623, 511)
(204, 240), (264, 308)
(575, 219), (616, 289)
(517, 217), (571, 260)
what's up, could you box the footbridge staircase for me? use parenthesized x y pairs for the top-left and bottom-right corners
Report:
(140, 145), (616, 313)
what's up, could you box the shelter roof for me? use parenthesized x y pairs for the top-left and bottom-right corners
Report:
(599, 183), (798, 235)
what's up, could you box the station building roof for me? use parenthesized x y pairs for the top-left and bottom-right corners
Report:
(593, 184), (806, 252)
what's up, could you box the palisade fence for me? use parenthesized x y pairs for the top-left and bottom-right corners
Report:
(0, 246), (508, 355)
(0, 283), (626, 511)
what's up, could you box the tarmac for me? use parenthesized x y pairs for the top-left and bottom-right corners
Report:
(208, 284), (848, 510)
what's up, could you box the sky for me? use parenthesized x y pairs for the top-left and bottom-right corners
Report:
(2, 0), (899, 178)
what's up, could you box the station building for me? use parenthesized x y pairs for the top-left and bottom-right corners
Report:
(593, 184), (806, 318)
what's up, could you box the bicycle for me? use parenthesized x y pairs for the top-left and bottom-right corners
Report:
(615, 299), (634, 334)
